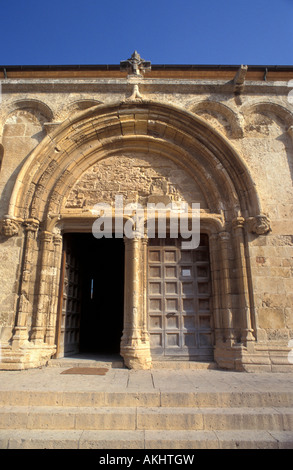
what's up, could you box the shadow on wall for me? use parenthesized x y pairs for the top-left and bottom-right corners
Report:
(0, 144), (3, 172)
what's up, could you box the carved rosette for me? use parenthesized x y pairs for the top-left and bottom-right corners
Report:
(246, 215), (271, 235)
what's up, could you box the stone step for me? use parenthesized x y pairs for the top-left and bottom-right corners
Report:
(151, 361), (218, 370)
(0, 405), (292, 431)
(48, 357), (217, 370)
(0, 429), (292, 449)
(0, 390), (292, 408)
(48, 354), (124, 369)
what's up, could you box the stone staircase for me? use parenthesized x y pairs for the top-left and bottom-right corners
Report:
(0, 388), (293, 449)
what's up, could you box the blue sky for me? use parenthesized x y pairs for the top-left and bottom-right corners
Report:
(1, 0), (293, 66)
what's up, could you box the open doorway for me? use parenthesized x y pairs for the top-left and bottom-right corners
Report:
(56, 234), (125, 357)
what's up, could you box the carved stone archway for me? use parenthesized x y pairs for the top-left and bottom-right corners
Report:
(1, 100), (270, 370)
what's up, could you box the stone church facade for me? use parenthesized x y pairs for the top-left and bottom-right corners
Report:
(0, 52), (293, 371)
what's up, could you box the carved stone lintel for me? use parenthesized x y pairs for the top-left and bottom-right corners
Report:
(246, 215), (271, 235)
(1, 218), (20, 237)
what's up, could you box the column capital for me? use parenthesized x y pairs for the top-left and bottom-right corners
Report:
(39, 230), (53, 243)
(24, 218), (40, 233)
(218, 231), (231, 241)
(232, 217), (245, 230)
(123, 235), (144, 246)
(53, 234), (63, 246)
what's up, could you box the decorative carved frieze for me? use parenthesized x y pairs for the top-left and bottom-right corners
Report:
(65, 154), (208, 210)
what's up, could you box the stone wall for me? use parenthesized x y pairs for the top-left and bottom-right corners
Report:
(0, 65), (292, 370)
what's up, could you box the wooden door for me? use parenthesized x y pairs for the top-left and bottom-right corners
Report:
(56, 235), (82, 357)
(148, 235), (213, 360)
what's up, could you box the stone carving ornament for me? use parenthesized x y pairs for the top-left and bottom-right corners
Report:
(246, 215), (271, 235)
(1, 218), (20, 237)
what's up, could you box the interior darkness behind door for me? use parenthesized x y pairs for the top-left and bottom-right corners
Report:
(79, 235), (124, 354)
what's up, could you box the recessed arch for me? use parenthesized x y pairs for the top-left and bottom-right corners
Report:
(191, 100), (244, 138)
(55, 99), (103, 121)
(242, 101), (293, 128)
(6, 100), (264, 227)
(2, 100), (270, 370)
(1, 98), (54, 125)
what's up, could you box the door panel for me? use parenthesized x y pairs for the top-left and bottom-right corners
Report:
(57, 235), (82, 357)
(148, 235), (213, 360)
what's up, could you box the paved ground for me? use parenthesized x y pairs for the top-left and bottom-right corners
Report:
(1, 357), (293, 394)
(1, 357), (293, 449)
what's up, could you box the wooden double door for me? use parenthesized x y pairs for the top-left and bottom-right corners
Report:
(55, 233), (213, 362)
(147, 235), (214, 360)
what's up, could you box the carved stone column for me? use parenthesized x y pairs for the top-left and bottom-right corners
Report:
(31, 230), (54, 343)
(44, 233), (63, 345)
(208, 233), (222, 343)
(232, 217), (255, 343)
(12, 218), (39, 348)
(218, 231), (234, 344)
(141, 235), (150, 345)
(120, 236), (152, 369)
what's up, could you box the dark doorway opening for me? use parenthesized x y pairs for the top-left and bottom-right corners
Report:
(79, 234), (125, 354)
(62, 233), (125, 355)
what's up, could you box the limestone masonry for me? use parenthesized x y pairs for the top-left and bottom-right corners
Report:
(0, 52), (293, 371)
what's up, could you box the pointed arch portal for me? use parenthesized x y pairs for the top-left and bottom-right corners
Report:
(3, 100), (271, 370)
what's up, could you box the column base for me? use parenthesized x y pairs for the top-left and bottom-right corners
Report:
(121, 341), (152, 370)
(214, 341), (293, 372)
(0, 341), (56, 370)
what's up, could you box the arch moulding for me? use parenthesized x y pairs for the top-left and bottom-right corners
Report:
(1, 100), (271, 370)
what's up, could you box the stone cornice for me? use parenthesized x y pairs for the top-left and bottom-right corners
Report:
(0, 78), (291, 96)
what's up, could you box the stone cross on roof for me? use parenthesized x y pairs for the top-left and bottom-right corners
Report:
(120, 51), (151, 76)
